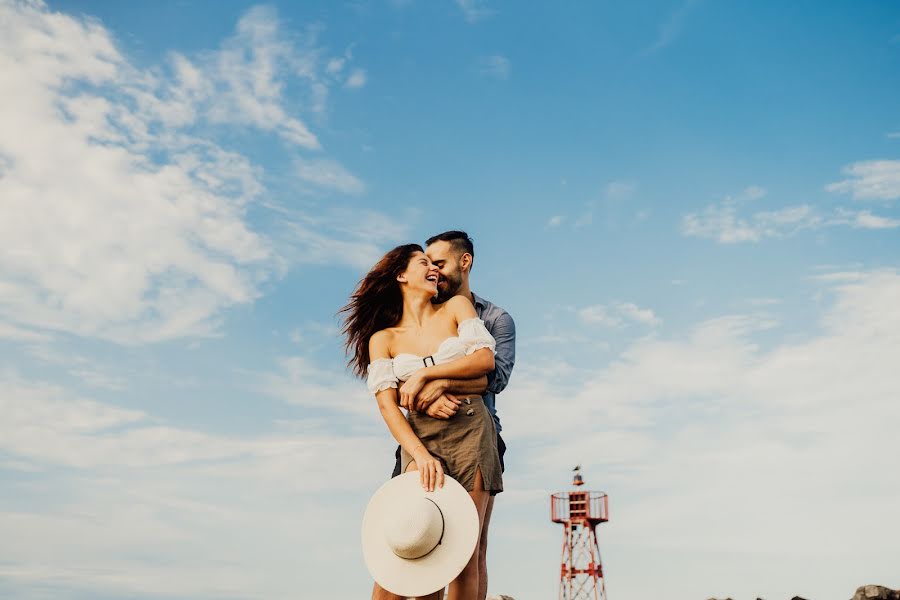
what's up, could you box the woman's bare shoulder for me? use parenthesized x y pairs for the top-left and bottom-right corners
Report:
(446, 294), (477, 312)
(368, 329), (395, 359)
(441, 294), (478, 321)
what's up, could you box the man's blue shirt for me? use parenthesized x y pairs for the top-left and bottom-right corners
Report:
(472, 292), (516, 432)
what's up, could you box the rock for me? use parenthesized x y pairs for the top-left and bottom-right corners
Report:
(852, 585), (900, 600)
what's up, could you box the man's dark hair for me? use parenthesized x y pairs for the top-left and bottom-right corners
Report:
(425, 230), (475, 258)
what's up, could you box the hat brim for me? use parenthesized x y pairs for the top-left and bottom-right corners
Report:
(362, 472), (479, 597)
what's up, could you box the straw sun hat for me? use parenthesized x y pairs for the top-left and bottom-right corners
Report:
(362, 472), (479, 597)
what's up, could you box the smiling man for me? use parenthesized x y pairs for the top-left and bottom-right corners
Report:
(426, 231), (516, 600)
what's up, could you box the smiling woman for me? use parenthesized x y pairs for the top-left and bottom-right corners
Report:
(340, 244), (501, 599)
(340, 243), (428, 376)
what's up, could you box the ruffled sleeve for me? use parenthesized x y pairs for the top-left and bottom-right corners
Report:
(457, 317), (496, 355)
(366, 358), (398, 394)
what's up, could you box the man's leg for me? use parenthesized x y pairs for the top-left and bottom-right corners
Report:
(478, 496), (494, 600)
(391, 445), (402, 478)
(479, 433), (505, 600)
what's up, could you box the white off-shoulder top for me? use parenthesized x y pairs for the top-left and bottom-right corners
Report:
(366, 318), (496, 394)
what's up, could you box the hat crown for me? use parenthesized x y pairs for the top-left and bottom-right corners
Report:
(384, 497), (444, 560)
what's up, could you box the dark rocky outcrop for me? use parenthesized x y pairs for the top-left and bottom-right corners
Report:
(706, 587), (899, 600)
(852, 586), (900, 600)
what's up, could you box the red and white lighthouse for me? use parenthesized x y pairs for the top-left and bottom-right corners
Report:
(550, 466), (610, 600)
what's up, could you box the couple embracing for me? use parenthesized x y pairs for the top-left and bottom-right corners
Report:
(341, 231), (516, 600)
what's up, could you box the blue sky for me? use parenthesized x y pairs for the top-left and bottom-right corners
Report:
(1, 0), (899, 599)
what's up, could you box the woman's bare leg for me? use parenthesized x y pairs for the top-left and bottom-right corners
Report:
(371, 583), (404, 600)
(394, 459), (447, 600)
(447, 469), (490, 600)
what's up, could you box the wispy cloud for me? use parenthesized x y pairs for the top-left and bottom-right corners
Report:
(642, 0), (701, 56)
(578, 302), (662, 327)
(547, 215), (565, 228)
(681, 185), (900, 243)
(344, 67), (367, 89)
(0, 2), (374, 344)
(825, 159), (900, 201)
(831, 208), (900, 230)
(456, 0), (496, 23)
(294, 157), (366, 194)
(0, 321), (51, 342)
(274, 205), (411, 270)
(605, 179), (638, 202)
(477, 54), (510, 79)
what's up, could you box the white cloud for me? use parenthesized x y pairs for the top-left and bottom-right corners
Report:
(0, 321), (51, 342)
(617, 302), (662, 326)
(547, 215), (564, 227)
(741, 184), (767, 200)
(456, 0), (496, 23)
(259, 355), (378, 421)
(272, 204), (410, 270)
(574, 210), (593, 227)
(681, 186), (900, 243)
(503, 270), (900, 599)
(831, 208), (900, 230)
(642, 0), (701, 55)
(852, 210), (900, 229)
(826, 159), (900, 201)
(680, 186), (821, 244)
(294, 157), (366, 194)
(205, 6), (322, 146)
(0, 1), (374, 343)
(605, 180), (637, 201)
(477, 54), (510, 79)
(326, 56), (346, 74)
(578, 302), (661, 327)
(344, 67), (367, 89)
(0, 368), (391, 599)
(578, 304), (620, 327)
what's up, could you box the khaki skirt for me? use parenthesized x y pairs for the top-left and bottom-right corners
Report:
(401, 395), (503, 494)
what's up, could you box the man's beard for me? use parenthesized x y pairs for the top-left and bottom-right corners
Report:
(432, 274), (462, 304)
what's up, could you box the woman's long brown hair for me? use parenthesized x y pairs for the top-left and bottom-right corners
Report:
(339, 244), (423, 377)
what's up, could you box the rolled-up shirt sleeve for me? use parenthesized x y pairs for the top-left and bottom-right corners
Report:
(487, 311), (515, 394)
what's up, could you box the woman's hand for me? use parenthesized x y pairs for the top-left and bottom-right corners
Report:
(412, 445), (444, 491)
(399, 372), (428, 410)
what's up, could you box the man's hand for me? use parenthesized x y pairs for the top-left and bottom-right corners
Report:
(425, 394), (461, 420)
(414, 379), (449, 412)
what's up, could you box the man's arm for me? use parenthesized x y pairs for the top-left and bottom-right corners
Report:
(413, 376), (487, 412)
(486, 311), (516, 394)
(445, 376), (488, 395)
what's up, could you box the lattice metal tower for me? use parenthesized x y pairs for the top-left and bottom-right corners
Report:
(550, 466), (609, 600)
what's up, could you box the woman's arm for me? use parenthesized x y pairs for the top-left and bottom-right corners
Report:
(398, 296), (495, 408)
(369, 332), (444, 490)
(425, 294), (495, 378)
